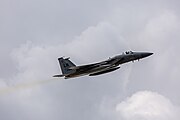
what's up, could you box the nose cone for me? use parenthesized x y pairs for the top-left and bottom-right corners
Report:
(141, 52), (153, 58)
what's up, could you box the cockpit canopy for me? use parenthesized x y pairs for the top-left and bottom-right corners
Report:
(124, 51), (133, 55)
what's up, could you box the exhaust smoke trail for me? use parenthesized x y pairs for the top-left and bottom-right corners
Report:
(0, 78), (61, 95)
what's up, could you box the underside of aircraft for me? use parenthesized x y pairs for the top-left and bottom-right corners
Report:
(53, 51), (153, 79)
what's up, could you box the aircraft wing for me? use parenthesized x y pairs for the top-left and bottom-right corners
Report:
(69, 61), (111, 71)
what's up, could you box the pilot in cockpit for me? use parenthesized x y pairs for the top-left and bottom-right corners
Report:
(125, 51), (133, 54)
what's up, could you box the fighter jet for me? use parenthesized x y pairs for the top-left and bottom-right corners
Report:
(53, 51), (153, 79)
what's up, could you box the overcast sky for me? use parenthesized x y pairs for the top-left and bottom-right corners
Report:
(0, 0), (180, 120)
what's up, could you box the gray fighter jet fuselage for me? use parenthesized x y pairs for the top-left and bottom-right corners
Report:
(53, 51), (153, 79)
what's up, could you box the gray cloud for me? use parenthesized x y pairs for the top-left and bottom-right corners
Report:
(0, 0), (180, 120)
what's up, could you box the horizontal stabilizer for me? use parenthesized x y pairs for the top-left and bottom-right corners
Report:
(53, 74), (64, 77)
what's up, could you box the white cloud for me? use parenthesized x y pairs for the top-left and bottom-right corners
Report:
(9, 22), (127, 83)
(0, 21), (129, 120)
(116, 91), (180, 120)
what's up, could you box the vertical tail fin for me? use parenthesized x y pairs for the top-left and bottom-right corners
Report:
(58, 57), (76, 75)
